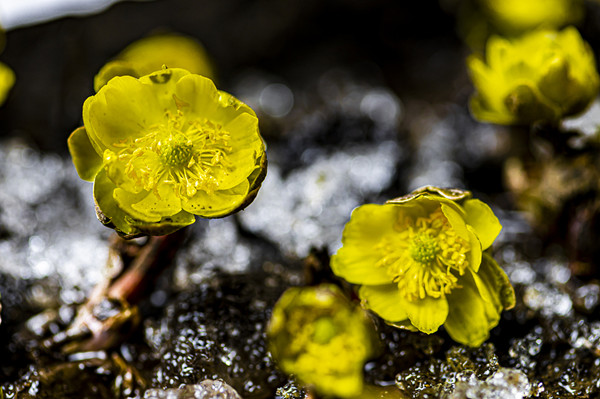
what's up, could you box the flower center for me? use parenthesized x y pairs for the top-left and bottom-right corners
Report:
(107, 108), (234, 198)
(409, 233), (440, 264)
(375, 207), (471, 301)
(159, 134), (193, 167)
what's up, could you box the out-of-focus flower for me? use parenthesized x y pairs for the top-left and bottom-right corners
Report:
(94, 33), (215, 92)
(478, 0), (583, 36)
(68, 67), (266, 237)
(267, 284), (378, 398)
(0, 60), (15, 106)
(0, 29), (14, 106)
(331, 186), (515, 347)
(467, 27), (599, 126)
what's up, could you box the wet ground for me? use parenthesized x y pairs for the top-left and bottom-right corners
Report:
(2, 0), (600, 398)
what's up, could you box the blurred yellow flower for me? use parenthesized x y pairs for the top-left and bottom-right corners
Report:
(267, 284), (378, 398)
(331, 187), (515, 347)
(68, 68), (266, 237)
(467, 27), (599, 126)
(0, 28), (14, 106)
(479, 0), (583, 35)
(94, 33), (216, 92)
(0, 61), (14, 106)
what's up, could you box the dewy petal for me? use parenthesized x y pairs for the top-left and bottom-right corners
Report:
(444, 272), (502, 347)
(83, 75), (164, 153)
(359, 284), (409, 323)
(68, 127), (103, 181)
(331, 204), (399, 285)
(181, 179), (250, 218)
(463, 199), (502, 251)
(405, 295), (449, 334)
(137, 68), (193, 110)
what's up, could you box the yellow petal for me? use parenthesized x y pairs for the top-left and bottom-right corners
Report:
(467, 225), (483, 272)
(463, 199), (502, 251)
(83, 75), (163, 152)
(359, 284), (408, 323)
(441, 203), (469, 241)
(405, 295), (449, 334)
(331, 204), (398, 285)
(93, 60), (138, 92)
(472, 253), (516, 310)
(444, 272), (501, 347)
(67, 127), (103, 181)
(181, 179), (250, 218)
(93, 169), (141, 237)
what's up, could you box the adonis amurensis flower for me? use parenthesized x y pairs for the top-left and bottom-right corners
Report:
(467, 27), (599, 126)
(68, 68), (266, 237)
(267, 284), (378, 398)
(331, 186), (515, 347)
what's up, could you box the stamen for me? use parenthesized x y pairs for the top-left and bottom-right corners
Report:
(107, 101), (234, 199)
(376, 207), (471, 301)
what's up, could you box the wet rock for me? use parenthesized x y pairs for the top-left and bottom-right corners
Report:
(395, 344), (500, 398)
(145, 269), (298, 398)
(445, 367), (531, 399)
(143, 380), (242, 399)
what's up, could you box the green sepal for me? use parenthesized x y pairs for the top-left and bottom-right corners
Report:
(67, 127), (103, 182)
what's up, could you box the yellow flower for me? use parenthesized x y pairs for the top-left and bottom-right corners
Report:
(479, 0), (583, 35)
(467, 27), (600, 126)
(0, 29), (14, 106)
(0, 61), (14, 106)
(68, 68), (266, 237)
(267, 284), (378, 398)
(94, 33), (216, 92)
(331, 186), (515, 347)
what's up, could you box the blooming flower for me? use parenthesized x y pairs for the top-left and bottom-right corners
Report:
(331, 186), (515, 347)
(478, 0), (583, 35)
(267, 284), (378, 398)
(94, 33), (215, 92)
(68, 67), (266, 237)
(467, 27), (599, 126)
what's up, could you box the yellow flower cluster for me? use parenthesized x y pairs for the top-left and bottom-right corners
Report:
(331, 187), (515, 347)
